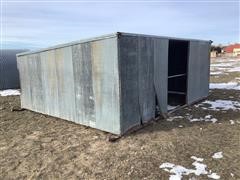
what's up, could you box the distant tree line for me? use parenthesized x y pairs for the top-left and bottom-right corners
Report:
(211, 45), (222, 54)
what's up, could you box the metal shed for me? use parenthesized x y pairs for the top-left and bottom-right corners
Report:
(0, 49), (27, 90)
(17, 32), (211, 135)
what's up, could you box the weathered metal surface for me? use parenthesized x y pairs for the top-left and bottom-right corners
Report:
(153, 39), (169, 114)
(187, 41), (210, 104)
(0, 49), (27, 90)
(17, 32), (210, 135)
(138, 36), (155, 123)
(17, 56), (29, 107)
(17, 37), (121, 134)
(119, 35), (141, 133)
(119, 35), (168, 133)
(91, 38), (120, 133)
(72, 43), (94, 126)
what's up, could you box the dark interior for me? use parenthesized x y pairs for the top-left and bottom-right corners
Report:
(168, 40), (189, 108)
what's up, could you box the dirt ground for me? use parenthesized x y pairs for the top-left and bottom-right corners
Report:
(0, 57), (240, 180)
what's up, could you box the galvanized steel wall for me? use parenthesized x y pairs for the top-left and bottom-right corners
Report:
(17, 37), (121, 134)
(17, 32), (210, 135)
(119, 35), (170, 133)
(118, 34), (210, 133)
(187, 41), (210, 104)
(0, 49), (27, 90)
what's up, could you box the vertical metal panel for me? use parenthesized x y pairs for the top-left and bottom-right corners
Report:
(119, 35), (141, 133)
(47, 50), (60, 117)
(55, 47), (76, 121)
(17, 37), (120, 135)
(23, 56), (32, 109)
(17, 56), (29, 108)
(55, 48), (66, 119)
(38, 47), (77, 120)
(199, 42), (210, 97)
(91, 38), (120, 134)
(153, 39), (169, 114)
(119, 35), (157, 132)
(40, 52), (49, 115)
(28, 54), (44, 112)
(138, 36), (155, 123)
(187, 41), (210, 104)
(72, 43), (95, 126)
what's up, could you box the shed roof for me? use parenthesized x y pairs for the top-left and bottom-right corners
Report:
(17, 32), (211, 57)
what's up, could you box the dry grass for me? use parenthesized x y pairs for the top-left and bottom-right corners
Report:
(0, 57), (240, 179)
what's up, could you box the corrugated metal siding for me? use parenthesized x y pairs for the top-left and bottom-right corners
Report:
(91, 38), (120, 132)
(119, 35), (210, 133)
(138, 36), (155, 123)
(119, 35), (142, 132)
(119, 35), (169, 133)
(72, 43), (94, 126)
(17, 56), (28, 107)
(17, 37), (121, 134)
(153, 39), (169, 114)
(17, 33), (210, 135)
(187, 41), (210, 104)
(0, 49), (27, 90)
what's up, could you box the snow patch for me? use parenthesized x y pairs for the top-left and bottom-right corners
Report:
(191, 156), (203, 162)
(160, 163), (193, 180)
(210, 82), (240, 90)
(188, 115), (217, 123)
(211, 58), (238, 63)
(211, 62), (235, 67)
(228, 66), (240, 72)
(208, 173), (220, 179)
(210, 71), (224, 75)
(210, 60), (240, 74)
(160, 155), (220, 180)
(229, 120), (235, 124)
(167, 116), (184, 122)
(196, 100), (240, 111)
(0, 89), (20, 96)
(192, 161), (208, 176)
(212, 152), (223, 159)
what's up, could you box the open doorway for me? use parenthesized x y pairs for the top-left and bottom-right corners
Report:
(168, 40), (189, 110)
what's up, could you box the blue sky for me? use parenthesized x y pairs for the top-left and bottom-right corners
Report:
(2, 1), (239, 49)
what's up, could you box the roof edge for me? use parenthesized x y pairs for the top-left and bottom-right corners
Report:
(17, 32), (118, 57)
(118, 32), (211, 43)
(17, 32), (211, 57)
